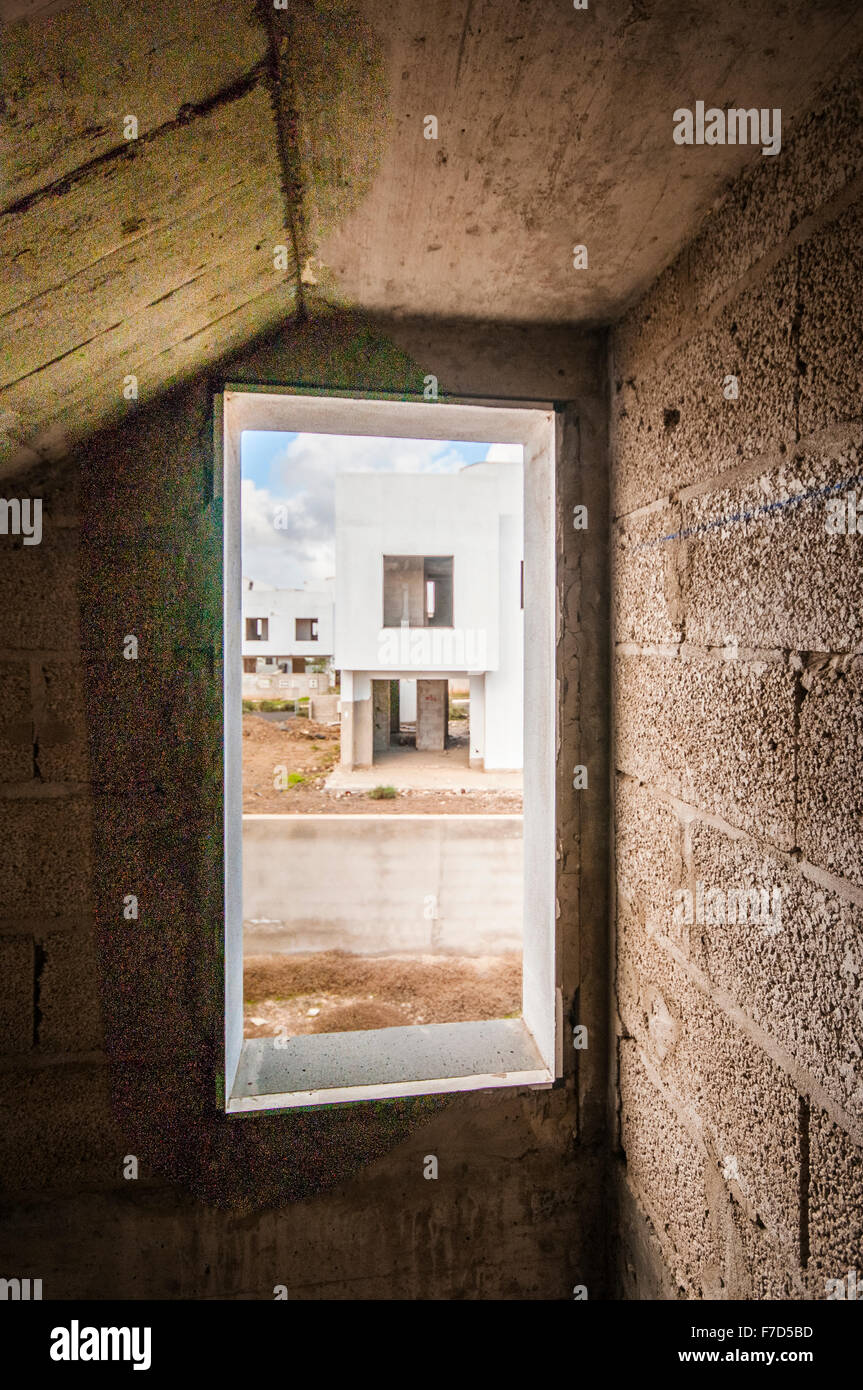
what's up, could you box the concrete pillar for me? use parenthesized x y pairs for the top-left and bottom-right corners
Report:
(339, 672), (373, 768)
(469, 673), (485, 769)
(373, 679), (390, 753)
(416, 678), (447, 751)
(389, 679), (400, 739)
(399, 678), (417, 723)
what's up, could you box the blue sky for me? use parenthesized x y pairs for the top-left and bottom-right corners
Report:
(241, 430), (522, 589)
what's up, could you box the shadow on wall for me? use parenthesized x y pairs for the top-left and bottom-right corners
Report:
(76, 322), (458, 1211)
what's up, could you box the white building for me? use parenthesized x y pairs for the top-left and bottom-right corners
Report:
(334, 461), (523, 770)
(242, 577), (335, 697)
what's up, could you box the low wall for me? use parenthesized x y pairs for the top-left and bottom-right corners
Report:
(243, 814), (523, 956)
(242, 672), (331, 698)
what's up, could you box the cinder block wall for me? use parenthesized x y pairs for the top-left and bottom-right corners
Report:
(611, 54), (863, 1298)
(0, 313), (611, 1299)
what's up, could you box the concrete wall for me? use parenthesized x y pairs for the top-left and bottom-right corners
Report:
(0, 311), (609, 1299)
(242, 670), (329, 699)
(242, 815), (523, 956)
(611, 53), (863, 1299)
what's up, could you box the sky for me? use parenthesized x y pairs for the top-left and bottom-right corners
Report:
(241, 431), (523, 590)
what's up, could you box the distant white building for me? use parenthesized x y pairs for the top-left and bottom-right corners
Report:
(242, 577), (335, 697)
(334, 462), (523, 769)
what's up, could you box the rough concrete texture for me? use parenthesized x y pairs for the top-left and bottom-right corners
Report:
(680, 444), (863, 652)
(798, 658), (863, 888)
(807, 1108), (863, 1289)
(689, 820), (863, 1125)
(4, 1), (863, 473)
(612, 49), (863, 1298)
(613, 259), (797, 517)
(618, 900), (802, 1256)
(798, 199), (863, 436)
(0, 310), (609, 1297)
(616, 444), (863, 652)
(618, 1041), (714, 1295)
(614, 652), (796, 846)
(0, 936), (33, 1052)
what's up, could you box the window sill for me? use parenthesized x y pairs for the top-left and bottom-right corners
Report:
(227, 1017), (552, 1112)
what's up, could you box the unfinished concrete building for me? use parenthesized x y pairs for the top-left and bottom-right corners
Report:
(1, 0), (862, 1303)
(334, 463), (523, 770)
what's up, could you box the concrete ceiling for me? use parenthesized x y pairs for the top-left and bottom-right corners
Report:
(2, 0), (862, 474)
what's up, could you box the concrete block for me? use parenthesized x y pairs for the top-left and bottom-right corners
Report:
(612, 260), (796, 517)
(38, 931), (103, 1052)
(612, 505), (684, 645)
(416, 679), (447, 751)
(681, 444), (863, 652)
(618, 913), (801, 1253)
(690, 54), (863, 316)
(99, 924), (209, 1063)
(798, 657), (863, 888)
(614, 653), (796, 846)
(84, 654), (220, 792)
(0, 1064), (123, 1194)
(0, 936), (33, 1052)
(79, 510), (220, 657)
(689, 820), (863, 1122)
(38, 660), (89, 782)
(0, 530), (80, 651)
(0, 797), (91, 919)
(0, 660), (33, 782)
(730, 1203), (803, 1300)
(618, 1039), (713, 1295)
(612, 255), (692, 382)
(798, 200), (863, 436)
(90, 792), (214, 923)
(807, 1108), (863, 1289)
(614, 776), (685, 940)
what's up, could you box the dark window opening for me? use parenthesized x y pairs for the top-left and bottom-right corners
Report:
(295, 618), (318, 641)
(245, 617), (268, 641)
(383, 555), (453, 628)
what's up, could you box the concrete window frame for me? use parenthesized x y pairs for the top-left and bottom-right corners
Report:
(218, 386), (561, 1112)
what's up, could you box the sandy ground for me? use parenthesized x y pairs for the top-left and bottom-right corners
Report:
(242, 713), (523, 814)
(243, 950), (522, 1037)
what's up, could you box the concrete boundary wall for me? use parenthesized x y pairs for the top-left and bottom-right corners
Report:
(242, 814), (523, 957)
(610, 50), (863, 1300)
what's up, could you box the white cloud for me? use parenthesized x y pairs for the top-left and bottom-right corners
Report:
(242, 434), (522, 587)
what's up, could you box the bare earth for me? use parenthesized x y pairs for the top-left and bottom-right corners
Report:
(241, 713), (523, 815)
(244, 950), (522, 1038)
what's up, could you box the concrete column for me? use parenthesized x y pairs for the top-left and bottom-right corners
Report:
(389, 679), (400, 739)
(399, 678), (417, 723)
(469, 673), (485, 769)
(339, 671), (373, 768)
(416, 678), (447, 751)
(373, 679), (390, 753)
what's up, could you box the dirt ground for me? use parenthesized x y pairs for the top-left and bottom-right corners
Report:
(244, 950), (522, 1037)
(241, 713), (522, 814)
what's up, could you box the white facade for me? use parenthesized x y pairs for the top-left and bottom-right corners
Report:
(242, 577), (334, 665)
(334, 462), (523, 769)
